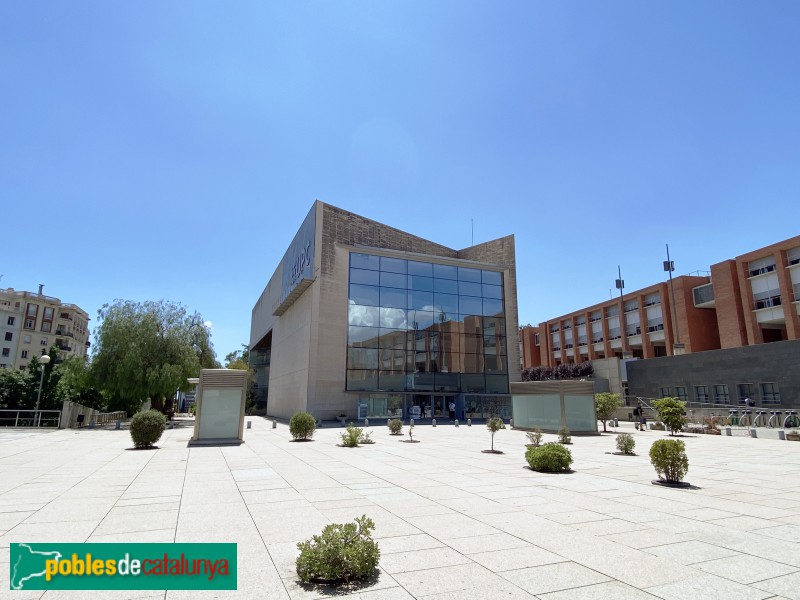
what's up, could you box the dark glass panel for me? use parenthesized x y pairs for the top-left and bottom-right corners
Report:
(461, 333), (483, 354)
(347, 348), (378, 370)
(486, 375), (509, 394)
(458, 267), (482, 282)
(458, 281), (482, 297)
(350, 253), (380, 270)
(349, 284), (379, 306)
(482, 283), (503, 299)
(380, 271), (407, 289)
(461, 374), (486, 393)
(380, 257), (407, 274)
(482, 298), (504, 317)
(408, 290), (434, 310)
(433, 263), (458, 280)
(482, 270), (502, 285)
(346, 370), (378, 391)
(461, 315), (484, 334)
(350, 268), (380, 286)
(433, 293), (459, 315)
(378, 329), (407, 350)
(409, 372), (434, 391)
(459, 296), (483, 316)
(408, 275), (433, 291)
(462, 353), (484, 372)
(482, 316), (505, 336)
(378, 348), (406, 371)
(379, 372), (406, 391)
(408, 261), (433, 277)
(348, 326), (380, 346)
(380, 287), (407, 309)
(434, 372), (460, 392)
(433, 278), (458, 294)
(485, 354), (508, 372)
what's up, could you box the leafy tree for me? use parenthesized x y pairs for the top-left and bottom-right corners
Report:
(224, 343), (255, 412)
(0, 368), (32, 410)
(486, 417), (505, 452)
(26, 347), (63, 411)
(54, 355), (106, 411)
(654, 397), (687, 435)
(594, 392), (622, 432)
(91, 300), (219, 415)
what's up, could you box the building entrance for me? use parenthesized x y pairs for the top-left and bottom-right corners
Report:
(409, 394), (455, 421)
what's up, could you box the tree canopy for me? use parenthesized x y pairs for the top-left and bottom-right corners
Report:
(91, 300), (218, 413)
(594, 392), (622, 432)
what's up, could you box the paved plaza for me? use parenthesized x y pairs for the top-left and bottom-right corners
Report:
(1, 419), (799, 599)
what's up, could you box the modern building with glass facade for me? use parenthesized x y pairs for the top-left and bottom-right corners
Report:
(249, 201), (520, 421)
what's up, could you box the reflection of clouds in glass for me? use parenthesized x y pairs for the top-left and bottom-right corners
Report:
(380, 307), (407, 329)
(348, 301), (379, 327)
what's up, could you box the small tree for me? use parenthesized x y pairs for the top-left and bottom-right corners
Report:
(388, 419), (403, 435)
(654, 397), (687, 435)
(558, 427), (571, 444)
(526, 429), (543, 446)
(650, 439), (689, 483)
(290, 412), (317, 440)
(594, 392), (621, 433)
(340, 423), (372, 447)
(486, 417), (505, 452)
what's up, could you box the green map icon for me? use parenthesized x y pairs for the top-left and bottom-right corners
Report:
(10, 544), (63, 590)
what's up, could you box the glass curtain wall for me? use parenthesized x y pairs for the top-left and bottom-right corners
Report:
(346, 253), (509, 394)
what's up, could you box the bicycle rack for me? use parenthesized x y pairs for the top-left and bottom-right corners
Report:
(752, 410), (767, 427)
(740, 410), (752, 427)
(784, 411), (799, 429)
(767, 411), (782, 428)
(727, 409), (739, 427)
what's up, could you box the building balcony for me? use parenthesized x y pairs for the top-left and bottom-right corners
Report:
(749, 264), (776, 278)
(753, 295), (782, 310)
(692, 283), (715, 308)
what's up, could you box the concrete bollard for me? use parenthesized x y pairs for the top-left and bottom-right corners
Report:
(364, 418), (369, 427)
(779, 430), (786, 440)
(725, 426), (731, 436)
(115, 420), (121, 430)
(750, 428), (757, 438)
(509, 419), (513, 428)
(432, 419), (437, 427)
(410, 418), (415, 427)
(467, 418), (472, 426)
(455, 419), (459, 427)
(613, 418), (619, 427)
(272, 419), (277, 429)
(247, 421), (252, 429)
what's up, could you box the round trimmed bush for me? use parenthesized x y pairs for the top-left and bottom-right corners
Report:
(130, 410), (167, 448)
(388, 419), (403, 435)
(290, 412), (317, 440)
(649, 439), (688, 483)
(526, 442), (573, 472)
(616, 433), (635, 455)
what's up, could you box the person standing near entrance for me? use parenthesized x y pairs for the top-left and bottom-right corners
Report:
(448, 400), (456, 421)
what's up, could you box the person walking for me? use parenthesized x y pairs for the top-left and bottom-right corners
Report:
(634, 402), (646, 431)
(448, 400), (456, 421)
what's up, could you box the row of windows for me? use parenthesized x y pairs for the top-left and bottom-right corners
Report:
(351, 253), (502, 285)
(346, 370), (509, 394)
(350, 284), (503, 312)
(348, 305), (504, 330)
(661, 383), (781, 404)
(347, 347), (508, 372)
(348, 323), (505, 344)
(350, 269), (504, 298)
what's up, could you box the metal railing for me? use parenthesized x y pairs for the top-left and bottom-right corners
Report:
(0, 409), (61, 428)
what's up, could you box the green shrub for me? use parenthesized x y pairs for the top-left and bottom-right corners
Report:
(594, 392), (621, 432)
(654, 397), (687, 435)
(558, 427), (571, 444)
(340, 423), (372, 447)
(616, 433), (635, 455)
(649, 439), (689, 483)
(290, 412), (317, 440)
(388, 419), (403, 435)
(526, 429), (543, 446)
(526, 442), (573, 472)
(130, 410), (166, 448)
(296, 515), (380, 583)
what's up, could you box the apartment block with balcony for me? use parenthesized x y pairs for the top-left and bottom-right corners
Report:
(709, 235), (800, 348)
(0, 287), (91, 371)
(522, 276), (719, 369)
(521, 235), (800, 372)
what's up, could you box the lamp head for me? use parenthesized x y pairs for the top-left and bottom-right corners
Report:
(40, 355), (51, 365)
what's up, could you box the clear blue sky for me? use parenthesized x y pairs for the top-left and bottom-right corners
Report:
(2, 2), (799, 360)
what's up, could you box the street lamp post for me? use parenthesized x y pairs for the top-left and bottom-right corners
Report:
(34, 354), (51, 427)
(663, 244), (685, 355)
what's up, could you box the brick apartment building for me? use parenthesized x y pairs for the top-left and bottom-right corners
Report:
(522, 234), (800, 370)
